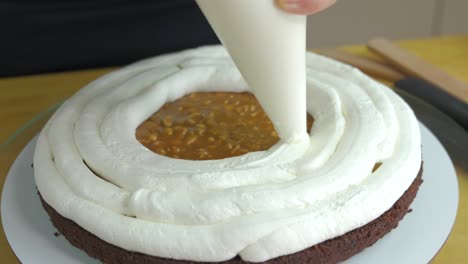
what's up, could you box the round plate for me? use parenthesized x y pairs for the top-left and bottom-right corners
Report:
(1, 122), (458, 264)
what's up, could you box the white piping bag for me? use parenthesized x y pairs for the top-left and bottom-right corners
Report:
(196, 0), (308, 144)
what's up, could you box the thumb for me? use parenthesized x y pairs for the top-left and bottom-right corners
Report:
(276, 0), (336, 15)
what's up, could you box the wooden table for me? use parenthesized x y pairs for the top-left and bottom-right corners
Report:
(1, 35), (467, 263)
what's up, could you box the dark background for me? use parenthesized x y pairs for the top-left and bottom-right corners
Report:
(0, 0), (219, 77)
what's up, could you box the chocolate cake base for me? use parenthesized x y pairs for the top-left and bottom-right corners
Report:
(39, 164), (423, 264)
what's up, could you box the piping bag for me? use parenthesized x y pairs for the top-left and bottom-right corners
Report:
(196, 0), (309, 144)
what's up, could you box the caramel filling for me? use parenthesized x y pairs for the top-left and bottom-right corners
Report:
(136, 92), (313, 160)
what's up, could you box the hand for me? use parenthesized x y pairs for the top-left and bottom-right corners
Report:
(276, 0), (336, 15)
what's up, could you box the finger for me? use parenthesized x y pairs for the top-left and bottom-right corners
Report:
(276, 0), (336, 15)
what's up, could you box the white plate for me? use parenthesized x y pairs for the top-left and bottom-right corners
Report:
(1, 123), (458, 264)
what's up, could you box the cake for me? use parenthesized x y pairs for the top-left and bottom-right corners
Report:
(34, 46), (422, 263)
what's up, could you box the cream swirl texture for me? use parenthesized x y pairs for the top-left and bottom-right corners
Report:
(34, 46), (421, 262)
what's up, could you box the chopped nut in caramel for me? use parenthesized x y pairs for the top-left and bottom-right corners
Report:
(135, 92), (313, 160)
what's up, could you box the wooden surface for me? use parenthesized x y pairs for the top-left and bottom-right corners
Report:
(1, 35), (467, 263)
(317, 48), (405, 82)
(368, 37), (468, 103)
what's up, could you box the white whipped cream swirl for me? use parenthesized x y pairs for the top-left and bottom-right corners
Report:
(34, 46), (421, 262)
